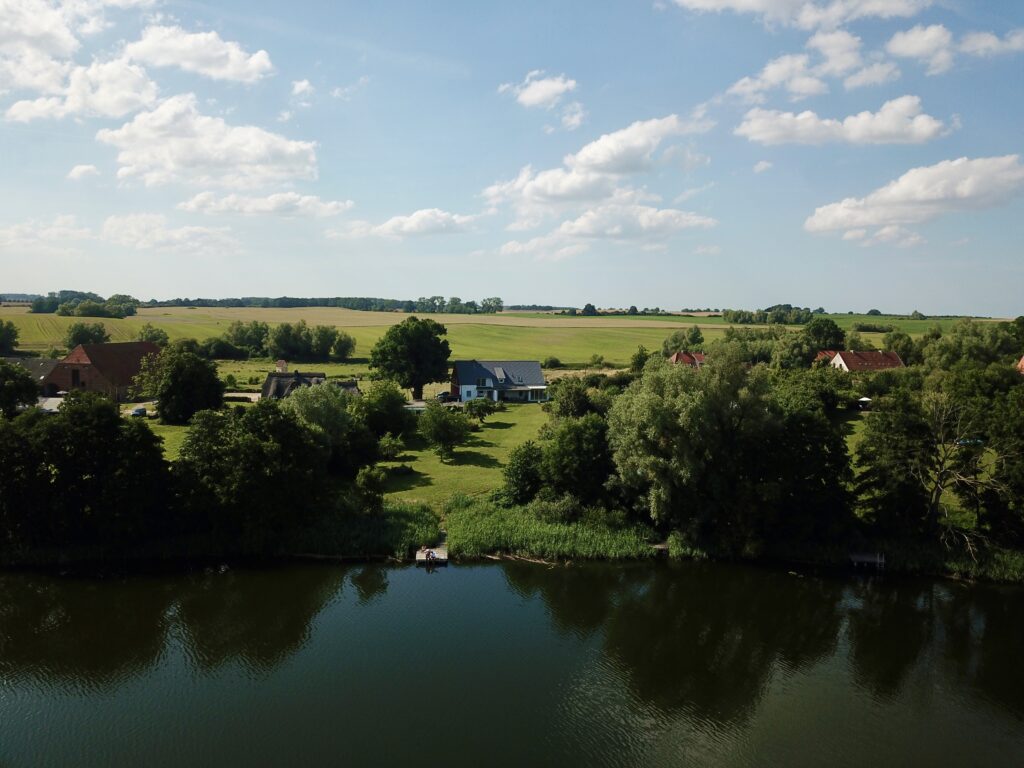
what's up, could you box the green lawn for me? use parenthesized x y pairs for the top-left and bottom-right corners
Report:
(147, 420), (188, 461)
(383, 403), (548, 508)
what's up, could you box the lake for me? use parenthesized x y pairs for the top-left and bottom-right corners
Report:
(1, 561), (1022, 767)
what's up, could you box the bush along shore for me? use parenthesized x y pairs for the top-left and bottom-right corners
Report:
(1, 316), (1023, 583)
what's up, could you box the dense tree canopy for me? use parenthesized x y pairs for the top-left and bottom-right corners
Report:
(369, 316), (451, 400)
(63, 322), (109, 348)
(0, 361), (38, 418)
(0, 320), (19, 354)
(133, 348), (224, 425)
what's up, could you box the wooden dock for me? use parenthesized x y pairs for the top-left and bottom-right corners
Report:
(416, 544), (448, 566)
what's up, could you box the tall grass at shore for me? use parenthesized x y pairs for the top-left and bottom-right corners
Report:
(444, 494), (656, 560)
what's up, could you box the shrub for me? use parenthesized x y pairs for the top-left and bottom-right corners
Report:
(541, 356), (562, 369)
(502, 440), (544, 504)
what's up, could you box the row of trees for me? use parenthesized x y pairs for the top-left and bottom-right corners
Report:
(31, 291), (139, 318)
(0, 376), (417, 560)
(721, 304), (819, 325)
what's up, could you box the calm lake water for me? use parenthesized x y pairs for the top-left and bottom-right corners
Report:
(1, 561), (1022, 767)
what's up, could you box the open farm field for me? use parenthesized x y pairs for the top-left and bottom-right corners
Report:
(2, 304), (997, 366)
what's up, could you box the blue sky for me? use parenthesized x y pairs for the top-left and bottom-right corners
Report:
(1, 0), (1022, 315)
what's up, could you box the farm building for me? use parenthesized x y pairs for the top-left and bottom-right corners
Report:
(668, 351), (706, 368)
(1, 357), (60, 390)
(815, 350), (839, 363)
(43, 341), (160, 401)
(451, 360), (548, 402)
(261, 371), (360, 400)
(829, 350), (905, 373)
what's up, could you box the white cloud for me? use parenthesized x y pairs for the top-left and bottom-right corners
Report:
(330, 208), (476, 239)
(567, 112), (712, 174)
(123, 25), (273, 82)
(276, 110), (292, 122)
(727, 54), (827, 103)
(102, 213), (237, 254)
(499, 203), (715, 261)
(736, 95), (945, 145)
(804, 155), (1024, 241)
(959, 29), (1024, 58)
(561, 101), (586, 131)
(807, 29), (862, 76)
(860, 224), (924, 248)
(292, 79), (314, 97)
(557, 203), (715, 238)
(67, 163), (99, 180)
(887, 24), (954, 75)
(669, 0), (932, 30)
(498, 70), (576, 109)
(96, 94), (318, 188)
(5, 56), (157, 121)
(674, 182), (714, 203)
(693, 244), (721, 255)
(843, 60), (900, 89)
(0, 214), (91, 255)
(753, 160), (773, 173)
(331, 75), (369, 100)
(179, 191), (353, 217)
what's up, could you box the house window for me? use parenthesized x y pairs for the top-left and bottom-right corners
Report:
(71, 369), (80, 387)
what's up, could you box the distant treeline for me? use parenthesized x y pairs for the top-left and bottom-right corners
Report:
(505, 305), (572, 311)
(721, 304), (824, 325)
(28, 292), (505, 316)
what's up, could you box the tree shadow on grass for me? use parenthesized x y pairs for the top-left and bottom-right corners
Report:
(482, 420), (514, 430)
(451, 450), (501, 468)
(383, 465), (434, 493)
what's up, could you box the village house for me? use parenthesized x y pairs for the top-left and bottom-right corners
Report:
(260, 371), (360, 400)
(451, 360), (548, 402)
(1, 357), (60, 391)
(829, 350), (905, 373)
(667, 351), (706, 368)
(43, 341), (160, 401)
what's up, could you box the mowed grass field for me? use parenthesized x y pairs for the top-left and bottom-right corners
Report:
(1, 304), (989, 366)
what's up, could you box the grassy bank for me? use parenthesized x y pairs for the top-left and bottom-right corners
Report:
(444, 495), (656, 560)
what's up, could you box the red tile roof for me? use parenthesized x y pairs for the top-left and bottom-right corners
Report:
(815, 350), (839, 362)
(1017, 355), (1024, 374)
(832, 350), (904, 372)
(668, 351), (706, 367)
(63, 341), (160, 387)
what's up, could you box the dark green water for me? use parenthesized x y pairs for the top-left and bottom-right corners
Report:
(1, 561), (1022, 767)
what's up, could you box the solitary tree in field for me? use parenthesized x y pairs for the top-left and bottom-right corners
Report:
(418, 400), (470, 461)
(137, 323), (170, 348)
(369, 316), (450, 400)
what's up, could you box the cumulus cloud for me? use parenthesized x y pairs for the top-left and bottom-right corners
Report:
(736, 95), (945, 145)
(102, 213), (237, 254)
(843, 60), (900, 89)
(5, 57), (157, 121)
(567, 112), (712, 174)
(561, 101), (586, 131)
(499, 203), (716, 261)
(330, 208), (477, 239)
(123, 25), (273, 82)
(96, 94), (318, 187)
(669, 0), (932, 30)
(804, 155), (1024, 246)
(807, 29), (862, 76)
(179, 191), (353, 217)
(887, 24), (954, 75)
(67, 163), (99, 180)
(727, 53), (827, 103)
(959, 29), (1024, 58)
(292, 79), (314, 97)
(498, 70), (576, 109)
(753, 160), (773, 173)
(0, 214), (91, 255)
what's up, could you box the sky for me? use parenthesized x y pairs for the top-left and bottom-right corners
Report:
(0, 0), (1022, 315)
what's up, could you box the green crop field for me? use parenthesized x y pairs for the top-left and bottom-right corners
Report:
(3, 304), (992, 367)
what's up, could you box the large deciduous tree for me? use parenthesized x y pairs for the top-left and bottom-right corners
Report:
(0, 320), (19, 353)
(0, 360), (38, 418)
(133, 348), (224, 425)
(369, 316), (450, 400)
(63, 322), (109, 348)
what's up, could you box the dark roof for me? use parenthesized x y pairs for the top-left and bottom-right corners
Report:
(1, 356), (60, 383)
(833, 350), (905, 372)
(260, 372), (360, 400)
(63, 342), (160, 387)
(452, 360), (546, 389)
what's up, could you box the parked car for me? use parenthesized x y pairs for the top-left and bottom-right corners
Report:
(130, 407), (147, 418)
(435, 391), (453, 402)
